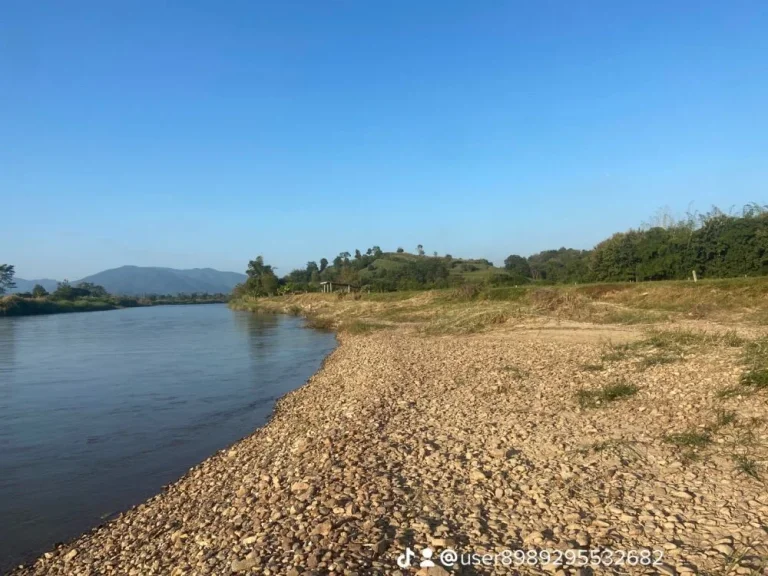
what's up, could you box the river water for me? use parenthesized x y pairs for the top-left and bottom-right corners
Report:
(0, 304), (336, 572)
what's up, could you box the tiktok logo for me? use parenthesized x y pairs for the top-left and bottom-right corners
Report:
(396, 547), (436, 568)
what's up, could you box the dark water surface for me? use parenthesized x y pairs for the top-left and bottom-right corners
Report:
(0, 304), (336, 572)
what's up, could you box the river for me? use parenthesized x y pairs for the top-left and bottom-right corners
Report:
(0, 304), (336, 572)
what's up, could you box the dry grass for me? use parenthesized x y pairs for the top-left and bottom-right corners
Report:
(230, 276), (768, 338)
(576, 382), (639, 408)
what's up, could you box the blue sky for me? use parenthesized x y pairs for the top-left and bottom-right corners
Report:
(2, 1), (767, 279)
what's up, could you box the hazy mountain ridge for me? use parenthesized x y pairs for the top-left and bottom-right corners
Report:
(9, 278), (60, 294)
(13, 266), (245, 296)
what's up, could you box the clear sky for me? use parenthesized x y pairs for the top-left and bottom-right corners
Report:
(2, 1), (767, 279)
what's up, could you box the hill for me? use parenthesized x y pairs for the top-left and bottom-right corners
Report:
(74, 266), (246, 296)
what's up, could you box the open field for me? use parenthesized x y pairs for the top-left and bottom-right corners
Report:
(15, 280), (768, 575)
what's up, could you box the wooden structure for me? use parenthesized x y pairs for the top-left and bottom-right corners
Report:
(320, 281), (357, 293)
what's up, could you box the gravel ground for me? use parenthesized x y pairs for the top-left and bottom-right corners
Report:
(11, 322), (768, 575)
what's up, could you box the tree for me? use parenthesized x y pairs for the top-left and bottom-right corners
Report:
(417, 244), (425, 256)
(261, 273), (279, 295)
(354, 249), (362, 260)
(319, 258), (328, 272)
(244, 256), (279, 296)
(372, 246), (383, 258)
(76, 282), (108, 298)
(0, 264), (16, 295)
(247, 256), (273, 279)
(32, 284), (49, 298)
(396, 247), (404, 253)
(306, 261), (319, 275)
(52, 280), (76, 300)
(503, 254), (531, 278)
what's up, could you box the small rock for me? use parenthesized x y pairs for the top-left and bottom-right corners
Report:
(63, 549), (78, 562)
(713, 543), (735, 556)
(231, 558), (257, 572)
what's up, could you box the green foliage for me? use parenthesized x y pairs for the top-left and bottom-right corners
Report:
(32, 284), (49, 297)
(733, 455), (761, 480)
(236, 207), (768, 298)
(0, 264), (16, 295)
(1, 287), (225, 317)
(528, 248), (590, 282)
(590, 207), (768, 282)
(75, 282), (108, 298)
(503, 254), (530, 278)
(664, 431), (712, 448)
(240, 256), (280, 296)
(576, 382), (638, 408)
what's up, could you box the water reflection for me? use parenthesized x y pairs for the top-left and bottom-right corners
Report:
(0, 304), (336, 571)
(0, 318), (16, 374)
(232, 310), (281, 359)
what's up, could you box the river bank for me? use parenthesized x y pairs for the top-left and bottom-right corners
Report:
(0, 295), (228, 317)
(12, 292), (768, 575)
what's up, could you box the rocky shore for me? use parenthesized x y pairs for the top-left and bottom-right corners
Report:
(12, 318), (768, 575)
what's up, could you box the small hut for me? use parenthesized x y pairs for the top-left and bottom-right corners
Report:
(319, 281), (357, 293)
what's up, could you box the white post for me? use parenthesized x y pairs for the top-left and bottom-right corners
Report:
(692, 270), (698, 282)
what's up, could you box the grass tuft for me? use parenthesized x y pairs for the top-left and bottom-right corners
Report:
(740, 368), (768, 389)
(664, 431), (712, 448)
(501, 365), (528, 379)
(714, 409), (738, 427)
(339, 320), (386, 334)
(287, 305), (303, 316)
(576, 382), (638, 408)
(733, 455), (762, 480)
(716, 386), (742, 399)
(636, 353), (681, 369)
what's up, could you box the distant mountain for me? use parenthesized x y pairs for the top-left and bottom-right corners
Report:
(9, 278), (60, 294)
(74, 266), (246, 296)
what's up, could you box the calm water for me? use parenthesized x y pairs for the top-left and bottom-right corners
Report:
(0, 304), (336, 572)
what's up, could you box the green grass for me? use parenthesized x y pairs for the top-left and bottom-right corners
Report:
(600, 328), (747, 371)
(715, 409), (738, 427)
(339, 320), (387, 334)
(733, 455), (761, 480)
(601, 343), (633, 362)
(576, 382), (639, 408)
(741, 368), (768, 389)
(664, 431), (712, 448)
(716, 386), (743, 399)
(636, 353), (681, 369)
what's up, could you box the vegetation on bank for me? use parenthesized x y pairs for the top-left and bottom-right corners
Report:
(233, 205), (768, 297)
(231, 275), (768, 333)
(0, 268), (227, 317)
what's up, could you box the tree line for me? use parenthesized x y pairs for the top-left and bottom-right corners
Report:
(232, 247), (470, 296)
(0, 268), (227, 304)
(233, 204), (768, 296)
(503, 205), (768, 283)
